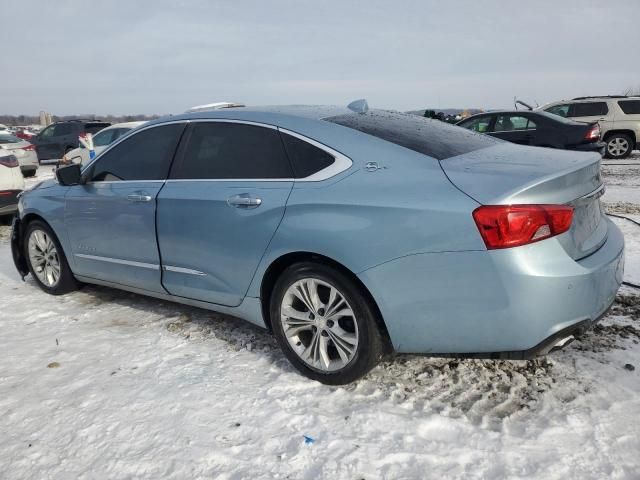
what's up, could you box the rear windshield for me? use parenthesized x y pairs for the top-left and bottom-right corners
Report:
(0, 134), (20, 144)
(325, 110), (501, 160)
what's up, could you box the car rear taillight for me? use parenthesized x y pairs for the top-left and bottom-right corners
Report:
(0, 154), (19, 168)
(473, 205), (574, 249)
(22, 144), (35, 151)
(584, 124), (600, 142)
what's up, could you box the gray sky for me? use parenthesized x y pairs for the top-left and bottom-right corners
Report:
(2, 0), (639, 115)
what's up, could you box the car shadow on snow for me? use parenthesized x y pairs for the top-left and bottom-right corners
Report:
(57, 281), (640, 430)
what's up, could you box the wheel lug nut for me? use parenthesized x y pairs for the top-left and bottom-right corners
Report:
(318, 308), (325, 316)
(321, 330), (328, 337)
(309, 313), (315, 320)
(326, 320), (334, 328)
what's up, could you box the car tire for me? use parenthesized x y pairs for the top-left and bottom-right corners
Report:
(604, 133), (633, 159)
(24, 220), (79, 295)
(270, 262), (384, 385)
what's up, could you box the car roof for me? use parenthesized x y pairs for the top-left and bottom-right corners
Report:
(100, 121), (146, 130)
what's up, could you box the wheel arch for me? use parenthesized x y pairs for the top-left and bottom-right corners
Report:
(603, 129), (636, 145)
(259, 251), (393, 351)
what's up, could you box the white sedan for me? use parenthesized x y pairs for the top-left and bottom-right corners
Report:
(0, 153), (25, 216)
(0, 133), (39, 177)
(63, 121), (146, 165)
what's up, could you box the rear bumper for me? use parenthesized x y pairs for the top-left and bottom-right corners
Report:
(0, 190), (21, 215)
(358, 218), (624, 354)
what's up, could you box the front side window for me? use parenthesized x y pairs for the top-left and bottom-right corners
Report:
(494, 115), (536, 132)
(171, 122), (293, 179)
(545, 104), (570, 117)
(570, 102), (608, 117)
(84, 123), (184, 182)
(460, 116), (492, 133)
(618, 100), (640, 115)
(92, 129), (116, 147)
(280, 132), (334, 178)
(39, 125), (55, 138)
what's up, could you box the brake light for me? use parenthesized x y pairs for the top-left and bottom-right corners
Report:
(473, 205), (574, 249)
(0, 154), (19, 168)
(22, 144), (35, 151)
(584, 124), (600, 142)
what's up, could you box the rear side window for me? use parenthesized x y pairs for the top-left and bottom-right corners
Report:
(618, 100), (640, 114)
(280, 132), (334, 178)
(570, 102), (608, 117)
(171, 122), (293, 179)
(85, 123), (184, 182)
(459, 116), (492, 133)
(545, 104), (570, 117)
(92, 129), (116, 147)
(326, 110), (501, 160)
(53, 123), (74, 136)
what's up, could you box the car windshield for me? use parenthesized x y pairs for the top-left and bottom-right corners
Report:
(0, 134), (20, 144)
(325, 110), (501, 160)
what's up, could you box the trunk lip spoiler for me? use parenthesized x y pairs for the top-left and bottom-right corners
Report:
(568, 183), (605, 206)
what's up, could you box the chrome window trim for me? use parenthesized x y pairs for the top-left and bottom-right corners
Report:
(80, 118), (352, 185)
(74, 253), (159, 270)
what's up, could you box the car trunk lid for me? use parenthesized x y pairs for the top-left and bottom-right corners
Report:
(441, 143), (606, 259)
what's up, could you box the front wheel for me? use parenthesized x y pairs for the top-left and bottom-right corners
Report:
(24, 220), (79, 295)
(270, 262), (384, 385)
(605, 134), (633, 159)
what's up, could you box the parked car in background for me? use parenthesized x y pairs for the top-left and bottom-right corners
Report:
(0, 153), (24, 216)
(14, 127), (37, 141)
(0, 133), (39, 177)
(63, 121), (146, 165)
(11, 105), (624, 384)
(538, 96), (640, 158)
(30, 120), (110, 162)
(0, 124), (11, 135)
(456, 110), (604, 154)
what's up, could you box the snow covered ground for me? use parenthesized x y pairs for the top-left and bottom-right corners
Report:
(1, 158), (639, 479)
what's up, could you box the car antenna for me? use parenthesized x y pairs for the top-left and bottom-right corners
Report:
(515, 99), (533, 111)
(347, 99), (369, 114)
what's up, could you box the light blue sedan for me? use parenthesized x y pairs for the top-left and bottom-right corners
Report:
(11, 103), (624, 384)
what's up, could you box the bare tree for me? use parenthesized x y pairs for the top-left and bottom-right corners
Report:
(622, 85), (640, 96)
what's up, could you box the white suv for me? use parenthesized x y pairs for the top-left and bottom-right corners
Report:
(538, 96), (640, 159)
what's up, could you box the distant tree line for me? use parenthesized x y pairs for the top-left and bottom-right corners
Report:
(0, 113), (163, 126)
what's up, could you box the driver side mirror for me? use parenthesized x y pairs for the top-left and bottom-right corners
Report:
(56, 163), (82, 186)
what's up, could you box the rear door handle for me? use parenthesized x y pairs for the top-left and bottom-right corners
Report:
(126, 191), (152, 202)
(227, 193), (262, 209)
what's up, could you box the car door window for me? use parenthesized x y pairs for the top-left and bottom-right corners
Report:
(53, 123), (73, 137)
(92, 129), (115, 147)
(618, 100), (640, 114)
(39, 125), (55, 138)
(171, 122), (293, 179)
(84, 123), (184, 182)
(494, 115), (536, 132)
(545, 104), (570, 117)
(280, 132), (335, 178)
(460, 116), (492, 133)
(569, 102), (608, 117)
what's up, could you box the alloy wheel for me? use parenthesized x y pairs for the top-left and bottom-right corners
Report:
(27, 229), (61, 287)
(280, 278), (359, 372)
(607, 137), (630, 157)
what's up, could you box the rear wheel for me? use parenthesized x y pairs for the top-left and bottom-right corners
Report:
(605, 133), (633, 159)
(24, 220), (78, 295)
(270, 262), (384, 384)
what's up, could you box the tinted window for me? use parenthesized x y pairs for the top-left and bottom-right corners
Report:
(280, 133), (334, 178)
(459, 116), (492, 133)
(92, 129), (116, 147)
(545, 104), (570, 117)
(85, 123), (184, 182)
(53, 123), (74, 136)
(171, 122), (293, 179)
(570, 102), (608, 117)
(494, 115), (536, 131)
(618, 100), (640, 115)
(326, 111), (501, 160)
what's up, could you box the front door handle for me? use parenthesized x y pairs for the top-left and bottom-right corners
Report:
(227, 193), (262, 209)
(127, 191), (152, 202)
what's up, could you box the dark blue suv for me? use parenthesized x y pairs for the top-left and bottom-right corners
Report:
(30, 120), (110, 162)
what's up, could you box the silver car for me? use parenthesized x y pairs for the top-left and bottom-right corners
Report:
(0, 133), (39, 177)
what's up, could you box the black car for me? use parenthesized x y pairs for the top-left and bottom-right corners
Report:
(456, 111), (604, 154)
(30, 120), (110, 162)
